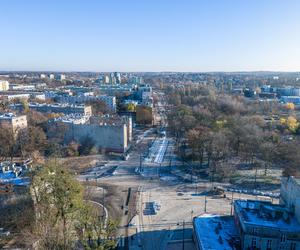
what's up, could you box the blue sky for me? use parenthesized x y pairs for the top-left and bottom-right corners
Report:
(1, 0), (300, 72)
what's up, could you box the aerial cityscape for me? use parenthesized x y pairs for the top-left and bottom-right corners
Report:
(1, 1), (300, 250)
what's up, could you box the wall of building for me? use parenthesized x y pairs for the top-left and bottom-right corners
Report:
(0, 80), (10, 91)
(26, 104), (92, 116)
(243, 234), (299, 250)
(11, 115), (27, 132)
(234, 198), (300, 250)
(0, 93), (30, 100)
(64, 123), (128, 153)
(0, 114), (27, 134)
(46, 92), (116, 112)
(281, 177), (300, 212)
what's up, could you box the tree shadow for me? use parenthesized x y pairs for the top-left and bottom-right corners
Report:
(118, 227), (195, 250)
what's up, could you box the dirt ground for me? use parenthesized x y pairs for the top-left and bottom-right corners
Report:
(59, 154), (107, 173)
(84, 182), (128, 221)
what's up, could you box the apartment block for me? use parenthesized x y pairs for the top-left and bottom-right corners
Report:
(0, 80), (10, 91)
(0, 113), (27, 134)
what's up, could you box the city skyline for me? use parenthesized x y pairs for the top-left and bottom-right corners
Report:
(1, 0), (300, 72)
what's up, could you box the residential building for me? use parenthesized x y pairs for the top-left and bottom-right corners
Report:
(49, 74), (55, 80)
(114, 72), (121, 84)
(90, 115), (132, 142)
(259, 92), (277, 99)
(34, 82), (47, 89)
(56, 115), (131, 153)
(0, 92), (45, 101)
(276, 87), (300, 97)
(54, 114), (90, 125)
(96, 95), (117, 112)
(135, 84), (153, 107)
(0, 113), (27, 134)
(234, 199), (300, 250)
(11, 103), (92, 116)
(281, 177), (300, 219)
(231, 88), (244, 95)
(261, 85), (273, 93)
(96, 83), (137, 96)
(31, 93), (46, 100)
(280, 96), (300, 105)
(193, 214), (239, 250)
(129, 76), (143, 85)
(9, 84), (36, 91)
(55, 74), (66, 81)
(0, 92), (30, 101)
(110, 74), (116, 84)
(0, 80), (9, 91)
(103, 74), (110, 84)
(40, 74), (46, 79)
(45, 91), (117, 112)
(244, 88), (256, 97)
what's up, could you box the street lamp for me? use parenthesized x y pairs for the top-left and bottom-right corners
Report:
(182, 220), (185, 250)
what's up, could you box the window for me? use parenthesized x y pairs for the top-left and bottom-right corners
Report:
(267, 239), (272, 250)
(252, 237), (257, 248)
(291, 242), (296, 250)
(252, 227), (259, 234)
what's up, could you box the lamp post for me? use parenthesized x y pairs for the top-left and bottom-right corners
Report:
(182, 220), (185, 250)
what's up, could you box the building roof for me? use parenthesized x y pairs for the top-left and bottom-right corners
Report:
(90, 114), (129, 126)
(28, 102), (87, 108)
(288, 176), (300, 186)
(0, 113), (18, 120)
(193, 214), (237, 250)
(234, 200), (300, 232)
(54, 114), (89, 124)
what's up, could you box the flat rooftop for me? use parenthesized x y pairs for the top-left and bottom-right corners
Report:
(54, 114), (89, 124)
(235, 200), (300, 232)
(0, 113), (18, 120)
(194, 214), (238, 250)
(11, 102), (87, 108)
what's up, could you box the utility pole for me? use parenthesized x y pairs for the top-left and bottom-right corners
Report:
(182, 220), (185, 250)
(254, 162), (258, 190)
(157, 163), (161, 178)
(139, 153), (142, 172)
(230, 191), (234, 215)
(102, 187), (105, 222)
(204, 195), (207, 213)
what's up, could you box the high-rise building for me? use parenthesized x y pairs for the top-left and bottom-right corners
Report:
(55, 74), (66, 81)
(129, 76), (143, 84)
(103, 75), (110, 84)
(110, 72), (116, 84)
(49, 74), (55, 80)
(115, 72), (121, 84)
